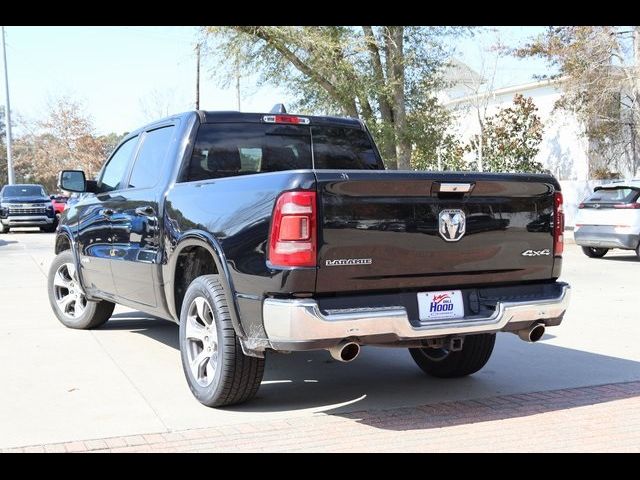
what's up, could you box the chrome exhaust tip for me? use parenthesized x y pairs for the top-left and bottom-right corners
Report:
(517, 323), (546, 343)
(328, 341), (361, 362)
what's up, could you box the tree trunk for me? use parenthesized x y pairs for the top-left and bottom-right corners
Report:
(476, 111), (485, 172)
(362, 26), (397, 168)
(385, 27), (411, 170)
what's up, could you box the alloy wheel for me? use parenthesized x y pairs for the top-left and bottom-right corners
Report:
(185, 297), (219, 387)
(52, 262), (87, 319)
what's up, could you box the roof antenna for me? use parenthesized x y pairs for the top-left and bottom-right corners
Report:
(270, 103), (287, 114)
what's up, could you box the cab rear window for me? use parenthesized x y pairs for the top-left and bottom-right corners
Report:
(179, 122), (383, 182)
(181, 123), (311, 182)
(585, 187), (639, 204)
(312, 126), (384, 170)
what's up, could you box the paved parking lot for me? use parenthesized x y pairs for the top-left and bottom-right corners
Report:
(1, 230), (639, 452)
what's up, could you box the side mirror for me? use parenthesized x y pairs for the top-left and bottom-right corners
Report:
(58, 170), (87, 193)
(49, 195), (55, 199)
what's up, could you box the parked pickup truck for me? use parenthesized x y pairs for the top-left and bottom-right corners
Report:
(0, 184), (57, 233)
(49, 110), (570, 407)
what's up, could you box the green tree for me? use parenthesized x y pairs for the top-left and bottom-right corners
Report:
(412, 133), (467, 172)
(201, 26), (468, 169)
(468, 94), (544, 173)
(516, 26), (640, 177)
(409, 91), (468, 171)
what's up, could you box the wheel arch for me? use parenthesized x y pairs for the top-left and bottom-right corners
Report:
(54, 228), (74, 254)
(164, 230), (246, 339)
(53, 226), (95, 299)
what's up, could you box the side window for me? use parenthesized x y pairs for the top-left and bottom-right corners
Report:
(99, 136), (139, 193)
(128, 126), (175, 189)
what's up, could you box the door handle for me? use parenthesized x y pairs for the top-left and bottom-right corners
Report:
(102, 208), (114, 217)
(135, 205), (156, 216)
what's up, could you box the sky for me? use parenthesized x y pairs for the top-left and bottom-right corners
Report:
(2, 26), (553, 136)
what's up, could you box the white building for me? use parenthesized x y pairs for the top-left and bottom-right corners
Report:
(439, 63), (618, 226)
(441, 70), (590, 181)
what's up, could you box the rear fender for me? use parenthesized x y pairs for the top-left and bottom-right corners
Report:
(164, 230), (247, 340)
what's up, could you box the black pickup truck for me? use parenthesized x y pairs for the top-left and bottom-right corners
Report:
(48, 110), (570, 407)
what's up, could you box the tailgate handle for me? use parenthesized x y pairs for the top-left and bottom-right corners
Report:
(438, 183), (473, 193)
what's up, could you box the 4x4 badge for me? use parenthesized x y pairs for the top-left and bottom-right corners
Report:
(521, 249), (551, 257)
(439, 209), (466, 242)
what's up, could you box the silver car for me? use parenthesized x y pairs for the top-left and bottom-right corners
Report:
(574, 180), (640, 259)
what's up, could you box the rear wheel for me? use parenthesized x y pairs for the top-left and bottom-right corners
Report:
(581, 246), (608, 258)
(636, 243), (640, 260)
(409, 333), (496, 378)
(179, 275), (265, 407)
(47, 250), (114, 329)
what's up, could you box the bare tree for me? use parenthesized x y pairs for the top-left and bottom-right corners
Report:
(11, 96), (120, 191)
(138, 87), (181, 123)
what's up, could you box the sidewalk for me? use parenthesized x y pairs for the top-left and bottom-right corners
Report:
(565, 228), (576, 244)
(6, 381), (639, 453)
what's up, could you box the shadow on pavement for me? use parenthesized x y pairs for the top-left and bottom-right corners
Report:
(104, 312), (179, 349)
(598, 255), (639, 263)
(5, 228), (47, 234)
(102, 310), (640, 430)
(0, 239), (18, 247)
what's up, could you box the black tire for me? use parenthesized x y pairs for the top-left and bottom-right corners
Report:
(409, 333), (496, 378)
(47, 250), (115, 329)
(179, 275), (265, 407)
(636, 243), (640, 260)
(581, 246), (608, 258)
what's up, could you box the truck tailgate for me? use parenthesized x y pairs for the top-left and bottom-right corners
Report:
(315, 170), (559, 293)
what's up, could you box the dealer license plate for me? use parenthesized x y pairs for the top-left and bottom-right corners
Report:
(417, 290), (464, 322)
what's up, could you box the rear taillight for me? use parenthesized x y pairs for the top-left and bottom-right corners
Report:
(613, 203), (640, 209)
(578, 202), (585, 209)
(268, 191), (317, 267)
(553, 191), (564, 256)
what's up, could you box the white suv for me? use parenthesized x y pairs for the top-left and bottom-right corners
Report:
(574, 180), (640, 259)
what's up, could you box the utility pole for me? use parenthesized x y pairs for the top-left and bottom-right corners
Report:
(195, 43), (200, 110)
(1, 26), (15, 185)
(235, 54), (241, 111)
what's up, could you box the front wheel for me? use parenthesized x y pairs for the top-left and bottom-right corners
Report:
(47, 250), (115, 329)
(581, 246), (608, 258)
(179, 275), (265, 407)
(409, 333), (496, 378)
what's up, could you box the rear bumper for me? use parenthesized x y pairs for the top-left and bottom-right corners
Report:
(1, 216), (54, 227)
(263, 282), (570, 351)
(574, 225), (639, 249)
